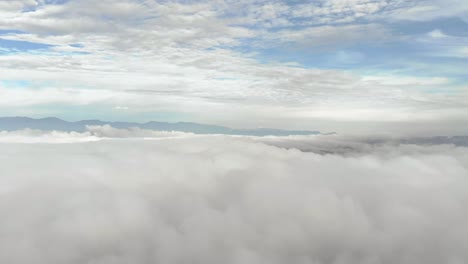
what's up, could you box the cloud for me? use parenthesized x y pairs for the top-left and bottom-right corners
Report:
(254, 134), (468, 155)
(0, 128), (98, 143)
(1, 50), (467, 133)
(0, 133), (467, 263)
(264, 23), (391, 49)
(113, 106), (129, 110)
(0, 0), (38, 13)
(385, 0), (468, 21)
(85, 125), (193, 138)
(0, 125), (193, 143)
(0, 0), (467, 135)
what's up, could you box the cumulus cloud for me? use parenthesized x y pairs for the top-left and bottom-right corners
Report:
(0, 128), (99, 143)
(0, 132), (467, 263)
(0, 125), (193, 143)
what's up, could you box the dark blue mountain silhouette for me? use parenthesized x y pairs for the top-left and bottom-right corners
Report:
(0, 117), (322, 136)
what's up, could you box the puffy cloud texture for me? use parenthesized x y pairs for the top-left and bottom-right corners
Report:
(0, 125), (192, 143)
(0, 130), (468, 263)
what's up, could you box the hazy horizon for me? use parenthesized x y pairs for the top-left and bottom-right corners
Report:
(2, 116), (468, 137)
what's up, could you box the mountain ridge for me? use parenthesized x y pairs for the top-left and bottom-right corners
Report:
(0, 117), (323, 136)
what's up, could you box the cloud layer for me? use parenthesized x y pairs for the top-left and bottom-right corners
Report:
(0, 133), (467, 263)
(0, 125), (193, 143)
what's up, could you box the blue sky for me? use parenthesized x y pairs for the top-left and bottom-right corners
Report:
(0, 0), (467, 135)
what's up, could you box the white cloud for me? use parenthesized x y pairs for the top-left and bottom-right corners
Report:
(427, 29), (447, 39)
(113, 106), (129, 110)
(85, 125), (193, 138)
(264, 23), (391, 48)
(0, 0), (467, 134)
(0, 128), (99, 143)
(0, 0), (38, 13)
(361, 75), (450, 86)
(385, 0), (468, 21)
(0, 134), (467, 263)
(0, 125), (194, 143)
(414, 29), (468, 58)
(224, 0), (397, 28)
(458, 46), (468, 58)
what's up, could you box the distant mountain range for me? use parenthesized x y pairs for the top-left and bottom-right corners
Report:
(0, 117), (322, 136)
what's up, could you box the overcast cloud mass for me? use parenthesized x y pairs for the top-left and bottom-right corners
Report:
(0, 129), (468, 263)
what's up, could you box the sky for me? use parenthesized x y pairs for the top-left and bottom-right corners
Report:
(0, 0), (467, 135)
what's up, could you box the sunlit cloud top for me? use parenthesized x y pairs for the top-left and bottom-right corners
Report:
(1, 0), (467, 135)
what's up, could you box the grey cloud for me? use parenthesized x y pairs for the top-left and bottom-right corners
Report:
(0, 126), (192, 143)
(0, 0), (251, 49)
(264, 23), (393, 51)
(0, 134), (468, 263)
(0, 0), (38, 12)
(0, 128), (98, 143)
(255, 134), (468, 156)
(86, 125), (193, 138)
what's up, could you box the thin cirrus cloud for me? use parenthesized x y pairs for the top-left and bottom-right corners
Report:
(0, 0), (467, 134)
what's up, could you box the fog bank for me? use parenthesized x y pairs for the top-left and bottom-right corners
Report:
(0, 132), (467, 263)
